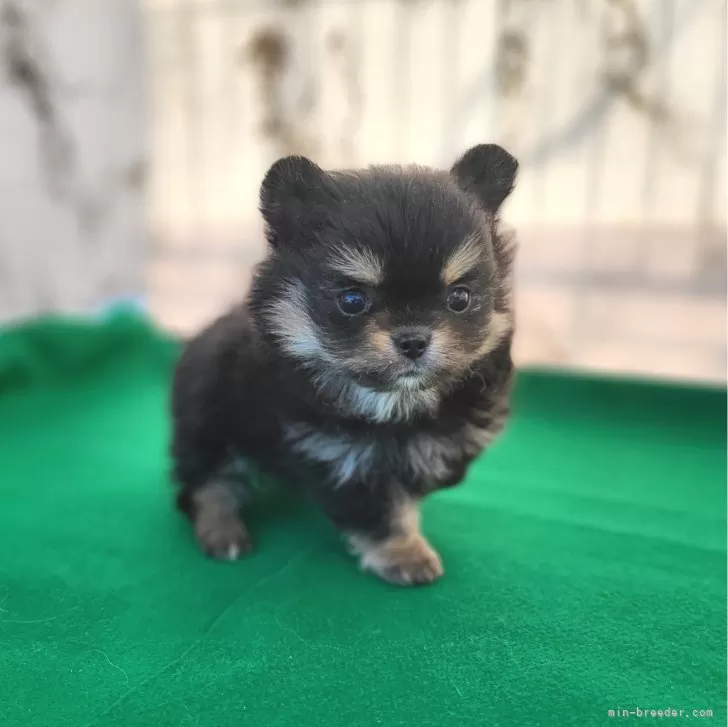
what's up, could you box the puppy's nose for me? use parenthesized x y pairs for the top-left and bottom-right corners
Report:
(393, 331), (431, 360)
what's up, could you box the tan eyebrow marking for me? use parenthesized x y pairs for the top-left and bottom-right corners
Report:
(442, 234), (482, 284)
(329, 246), (384, 286)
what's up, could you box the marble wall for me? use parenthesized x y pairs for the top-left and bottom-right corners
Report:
(0, 0), (146, 324)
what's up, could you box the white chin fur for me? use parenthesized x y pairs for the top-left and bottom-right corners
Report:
(395, 375), (428, 391)
(346, 382), (440, 423)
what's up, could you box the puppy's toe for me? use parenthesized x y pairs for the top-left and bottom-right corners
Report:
(191, 480), (252, 561)
(361, 536), (444, 587)
(381, 547), (444, 586)
(196, 518), (252, 561)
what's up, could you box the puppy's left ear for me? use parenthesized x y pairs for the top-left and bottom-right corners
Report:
(450, 144), (518, 215)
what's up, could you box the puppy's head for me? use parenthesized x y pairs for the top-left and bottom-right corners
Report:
(251, 144), (518, 394)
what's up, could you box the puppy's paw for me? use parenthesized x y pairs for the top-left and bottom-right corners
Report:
(359, 535), (444, 587)
(195, 517), (252, 561)
(191, 480), (252, 561)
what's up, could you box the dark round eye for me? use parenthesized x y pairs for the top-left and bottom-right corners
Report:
(337, 289), (369, 316)
(447, 286), (471, 313)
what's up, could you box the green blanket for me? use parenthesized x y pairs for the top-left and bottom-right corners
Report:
(0, 316), (725, 726)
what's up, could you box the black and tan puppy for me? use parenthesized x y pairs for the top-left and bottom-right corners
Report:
(171, 144), (518, 586)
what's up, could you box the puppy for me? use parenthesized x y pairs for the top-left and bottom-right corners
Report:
(170, 143), (518, 586)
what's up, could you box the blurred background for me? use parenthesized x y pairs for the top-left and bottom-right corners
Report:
(0, 0), (725, 383)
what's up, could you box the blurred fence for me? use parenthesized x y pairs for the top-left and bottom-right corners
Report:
(0, 0), (146, 322)
(144, 0), (727, 382)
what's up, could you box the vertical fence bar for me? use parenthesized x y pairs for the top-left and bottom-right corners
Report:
(695, 0), (727, 279)
(178, 0), (203, 246)
(344, 0), (364, 167)
(440, 0), (459, 164)
(568, 0), (610, 364)
(638, 0), (674, 277)
(530, 1), (565, 223)
(224, 0), (243, 215)
(393, 0), (413, 163)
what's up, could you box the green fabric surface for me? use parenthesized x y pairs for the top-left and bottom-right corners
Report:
(0, 315), (725, 727)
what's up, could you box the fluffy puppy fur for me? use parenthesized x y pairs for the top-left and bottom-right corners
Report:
(171, 143), (519, 586)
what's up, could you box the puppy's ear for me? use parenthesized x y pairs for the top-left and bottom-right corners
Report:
(450, 144), (518, 215)
(259, 155), (336, 246)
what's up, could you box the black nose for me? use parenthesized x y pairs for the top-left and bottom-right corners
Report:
(393, 331), (431, 360)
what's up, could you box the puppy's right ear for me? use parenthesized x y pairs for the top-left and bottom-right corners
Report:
(259, 155), (336, 246)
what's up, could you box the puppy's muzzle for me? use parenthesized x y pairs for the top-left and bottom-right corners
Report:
(392, 329), (432, 361)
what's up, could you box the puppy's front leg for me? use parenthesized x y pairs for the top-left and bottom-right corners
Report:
(320, 488), (444, 586)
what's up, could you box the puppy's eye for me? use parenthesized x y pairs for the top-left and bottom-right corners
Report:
(337, 288), (369, 316)
(447, 285), (471, 313)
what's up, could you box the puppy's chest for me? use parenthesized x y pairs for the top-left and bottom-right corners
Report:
(282, 416), (492, 489)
